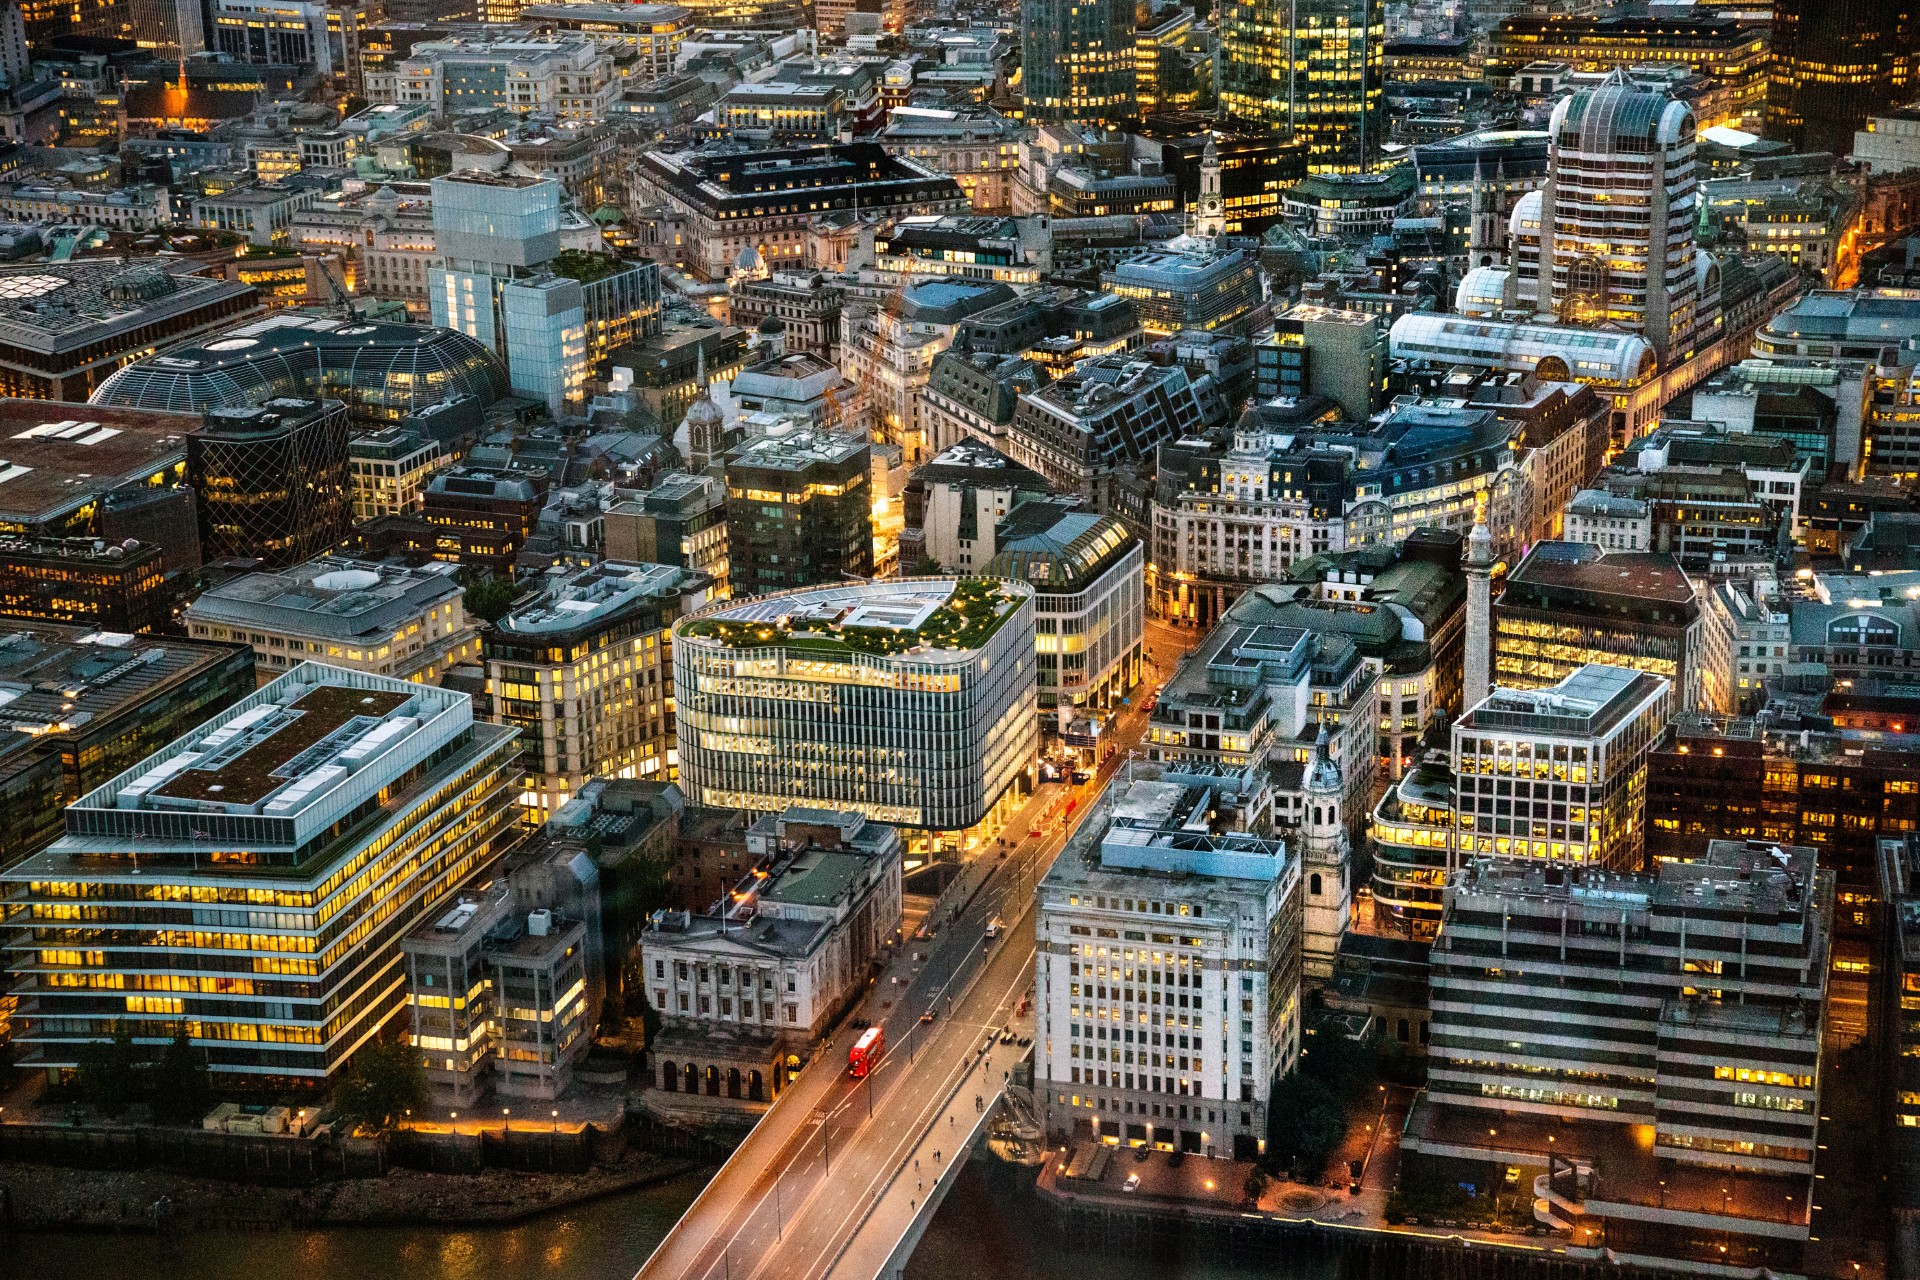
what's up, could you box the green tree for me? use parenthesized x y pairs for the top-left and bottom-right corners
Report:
(464, 576), (519, 624)
(906, 556), (944, 577)
(1265, 1070), (1345, 1177)
(149, 1024), (215, 1124)
(75, 1021), (141, 1116)
(332, 1039), (428, 1132)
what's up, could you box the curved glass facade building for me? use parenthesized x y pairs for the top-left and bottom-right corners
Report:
(673, 579), (1038, 846)
(1020, 0), (1136, 125)
(90, 314), (508, 428)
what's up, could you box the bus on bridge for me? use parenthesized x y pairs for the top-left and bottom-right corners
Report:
(848, 1025), (884, 1077)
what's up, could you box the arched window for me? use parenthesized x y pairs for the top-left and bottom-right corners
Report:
(1829, 614), (1898, 648)
(1309, 872), (1323, 897)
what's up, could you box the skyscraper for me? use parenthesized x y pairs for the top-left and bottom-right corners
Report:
(189, 399), (352, 568)
(1519, 75), (1711, 366)
(429, 171), (588, 415)
(1020, 0), (1136, 125)
(1219, 0), (1386, 173)
(1767, 0), (1916, 154)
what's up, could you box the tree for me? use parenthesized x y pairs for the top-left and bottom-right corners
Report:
(464, 575), (519, 624)
(149, 1025), (215, 1124)
(332, 1039), (428, 1132)
(1264, 1070), (1345, 1177)
(75, 1021), (141, 1116)
(906, 556), (944, 577)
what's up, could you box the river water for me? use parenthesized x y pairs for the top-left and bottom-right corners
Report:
(7, 1158), (1334, 1280)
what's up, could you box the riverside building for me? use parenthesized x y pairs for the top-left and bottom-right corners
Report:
(0, 664), (522, 1083)
(672, 578), (1037, 856)
(1408, 840), (1831, 1277)
(1035, 764), (1303, 1159)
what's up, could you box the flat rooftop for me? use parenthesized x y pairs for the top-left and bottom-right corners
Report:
(1506, 541), (1697, 603)
(186, 558), (463, 641)
(150, 683), (412, 807)
(0, 400), (199, 523)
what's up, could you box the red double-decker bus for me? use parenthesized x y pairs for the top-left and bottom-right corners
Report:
(849, 1026), (884, 1077)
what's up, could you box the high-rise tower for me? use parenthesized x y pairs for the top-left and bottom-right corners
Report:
(1300, 724), (1351, 982)
(1219, 0), (1385, 172)
(1767, 0), (1915, 154)
(1021, 0), (1136, 125)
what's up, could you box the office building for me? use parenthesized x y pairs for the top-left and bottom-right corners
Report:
(1409, 842), (1830, 1277)
(1220, 0), (1385, 173)
(631, 143), (969, 282)
(1008, 355), (1223, 504)
(349, 429), (446, 523)
(1485, 16), (1768, 124)
(1767, 0), (1916, 155)
(1275, 533), (1468, 779)
(1531, 76), (1711, 366)
(0, 538), (170, 635)
(1021, 0), (1134, 126)
(0, 401), (209, 574)
(722, 427), (872, 595)
(1254, 306), (1386, 420)
(0, 260), (260, 402)
(487, 561), (712, 814)
(604, 472), (731, 599)
(1101, 246), (1263, 336)
(1856, 104), (1920, 175)
(872, 215), (1051, 287)
(372, 35), (619, 121)
(1146, 603), (1379, 844)
(428, 173), (587, 415)
(986, 501), (1144, 722)
(190, 399), (352, 569)
(876, 109), (1027, 214)
(1035, 764), (1303, 1159)
(521, 2), (691, 80)
(1494, 541), (1705, 712)
(0, 624), (255, 875)
(673, 578), (1038, 851)
(642, 807), (902, 1102)
(93, 314), (508, 431)
(1450, 663), (1672, 872)
(1649, 706), (1920, 890)
(403, 880), (593, 1103)
(840, 277), (1015, 465)
(417, 466), (548, 577)
(912, 439), (1051, 572)
(0, 664), (522, 1082)
(185, 556), (478, 685)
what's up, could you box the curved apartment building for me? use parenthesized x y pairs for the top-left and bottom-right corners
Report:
(673, 578), (1037, 849)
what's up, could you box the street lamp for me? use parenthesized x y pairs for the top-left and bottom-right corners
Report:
(503, 1107), (511, 1130)
(551, 1109), (559, 1133)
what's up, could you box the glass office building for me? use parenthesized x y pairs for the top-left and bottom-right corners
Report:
(1021, 0), (1136, 125)
(673, 579), (1038, 851)
(0, 664), (522, 1083)
(91, 313), (507, 429)
(1220, 0), (1386, 173)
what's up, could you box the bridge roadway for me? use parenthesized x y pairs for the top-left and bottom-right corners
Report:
(633, 792), (1062, 1280)
(636, 623), (1188, 1280)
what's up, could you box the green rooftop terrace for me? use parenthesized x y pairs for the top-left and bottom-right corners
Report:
(682, 579), (1019, 657)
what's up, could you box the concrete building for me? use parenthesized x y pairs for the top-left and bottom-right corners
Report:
(1101, 245), (1263, 336)
(877, 108), (1028, 214)
(839, 277), (1015, 466)
(185, 556), (478, 686)
(0, 664), (522, 1082)
(913, 438), (1051, 572)
(641, 807), (902, 1102)
(1035, 764), (1302, 1159)
(1009, 355), (1221, 504)
(673, 579), (1038, 854)
(1409, 841), (1830, 1276)
(349, 428), (446, 523)
(1855, 104), (1920, 175)
(372, 35), (619, 121)
(403, 879), (594, 1102)
(1494, 541), (1705, 712)
(486, 561), (713, 814)
(1253, 306), (1386, 420)
(604, 472), (730, 600)
(1450, 663), (1672, 872)
(0, 624), (255, 877)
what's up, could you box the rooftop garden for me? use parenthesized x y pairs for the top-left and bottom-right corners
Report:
(685, 579), (1017, 657)
(549, 249), (635, 285)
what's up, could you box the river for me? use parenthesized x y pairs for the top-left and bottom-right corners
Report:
(6, 1157), (1335, 1280)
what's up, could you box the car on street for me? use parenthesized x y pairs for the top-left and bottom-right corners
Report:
(1124, 1173), (1141, 1192)
(920, 1009), (937, 1023)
